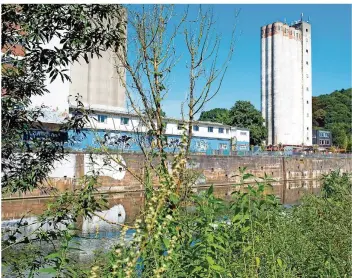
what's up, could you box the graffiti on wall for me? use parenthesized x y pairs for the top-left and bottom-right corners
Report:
(65, 130), (237, 154)
(195, 139), (208, 152)
(102, 133), (135, 149)
(167, 138), (181, 148)
(68, 132), (86, 150)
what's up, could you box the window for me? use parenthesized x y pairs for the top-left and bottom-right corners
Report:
(306, 28), (308, 32)
(193, 125), (199, 132)
(307, 100), (309, 104)
(319, 140), (323, 145)
(219, 143), (228, 150)
(208, 126), (214, 133)
(240, 131), (247, 136)
(177, 124), (184, 130)
(307, 127), (309, 130)
(306, 61), (309, 65)
(306, 38), (308, 42)
(306, 74), (309, 78)
(97, 115), (107, 123)
(306, 49), (309, 53)
(326, 140), (330, 145)
(307, 137), (309, 140)
(219, 128), (224, 134)
(306, 87), (309, 91)
(307, 113), (309, 117)
(121, 117), (129, 125)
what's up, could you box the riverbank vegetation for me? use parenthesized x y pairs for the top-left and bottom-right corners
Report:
(2, 170), (351, 277)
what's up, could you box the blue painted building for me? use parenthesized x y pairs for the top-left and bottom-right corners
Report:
(66, 129), (235, 155)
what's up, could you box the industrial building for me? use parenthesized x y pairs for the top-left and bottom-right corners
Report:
(261, 15), (312, 146)
(63, 111), (250, 154)
(30, 35), (126, 122)
(25, 25), (250, 154)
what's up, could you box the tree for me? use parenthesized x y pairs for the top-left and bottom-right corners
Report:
(1, 4), (126, 276)
(198, 108), (230, 124)
(313, 108), (326, 127)
(2, 4), (125, 194)
(312, 88), (351, 150)
(329, 123), (348, 150)
(228, 101), (267, 145)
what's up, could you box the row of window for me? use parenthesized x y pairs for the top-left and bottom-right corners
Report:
(319, 139), (330, 145)
(183, 125), (230, 134)
(96, 114), (249, 136)
(97, 115), (130, 125)
(319, 131), (330, 138)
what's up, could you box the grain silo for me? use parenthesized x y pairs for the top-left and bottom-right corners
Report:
(261, 15), (312, 146)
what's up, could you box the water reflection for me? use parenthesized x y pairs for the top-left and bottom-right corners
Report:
(1, 181), (322, 275)
(2, 181), (321, 225)
(82, 204), (126, 234)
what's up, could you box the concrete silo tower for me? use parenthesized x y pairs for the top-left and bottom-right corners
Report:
(261, 15), (312, 146)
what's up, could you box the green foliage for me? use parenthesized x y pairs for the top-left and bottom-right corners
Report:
(3, 169), (351, 277)
(198, 108), (230, 124)
(2, 175), (108, 277)
(198, 101), (267, 145)
(1, 4), (125, 194)
(312, 88), (352, 149)
(228, 101), (267, 145)
(88, 170), (351, 277)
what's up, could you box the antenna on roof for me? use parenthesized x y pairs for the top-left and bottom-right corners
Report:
(284, 18), (287, 24)
(301, 13), (304, 22)
(307, 16), (311, 23)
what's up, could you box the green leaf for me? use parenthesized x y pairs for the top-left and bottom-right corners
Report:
(206, 256), (215, 266)
(212, 244), (226, 252)
(210, 264), (225, 272)
(169, 193), (179, 204)
(255, 257), (260, 267)
(243, 173), (254, 180)
(277, 258), (283, 268)
(39, 267), (57, 273)
(163, 237), (170, 249)
(191, 266), (203, 273)
(207, 185), (214, 195)
(243, 245), (251, 253)
(45, 252), (60, 259)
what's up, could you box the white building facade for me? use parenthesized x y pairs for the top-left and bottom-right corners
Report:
(261, 17), (312, 146)
(66, 110), (250, 154)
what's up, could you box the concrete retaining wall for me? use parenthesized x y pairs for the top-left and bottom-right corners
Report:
(4, 153), (350, 199)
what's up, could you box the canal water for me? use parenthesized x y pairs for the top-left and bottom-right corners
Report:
(1, 180), (321, 276)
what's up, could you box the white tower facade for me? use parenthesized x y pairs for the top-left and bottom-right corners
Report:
(261, 17), (312, 146)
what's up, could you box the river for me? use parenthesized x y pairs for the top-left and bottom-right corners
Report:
(1, 180), (321, 276)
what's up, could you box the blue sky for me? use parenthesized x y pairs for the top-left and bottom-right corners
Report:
(128, 4), (351, 118)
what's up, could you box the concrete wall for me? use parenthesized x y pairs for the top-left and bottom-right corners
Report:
(30, 31), (127, 119)
(68, 49), (126, 110)
(5, 154), (350, 199)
